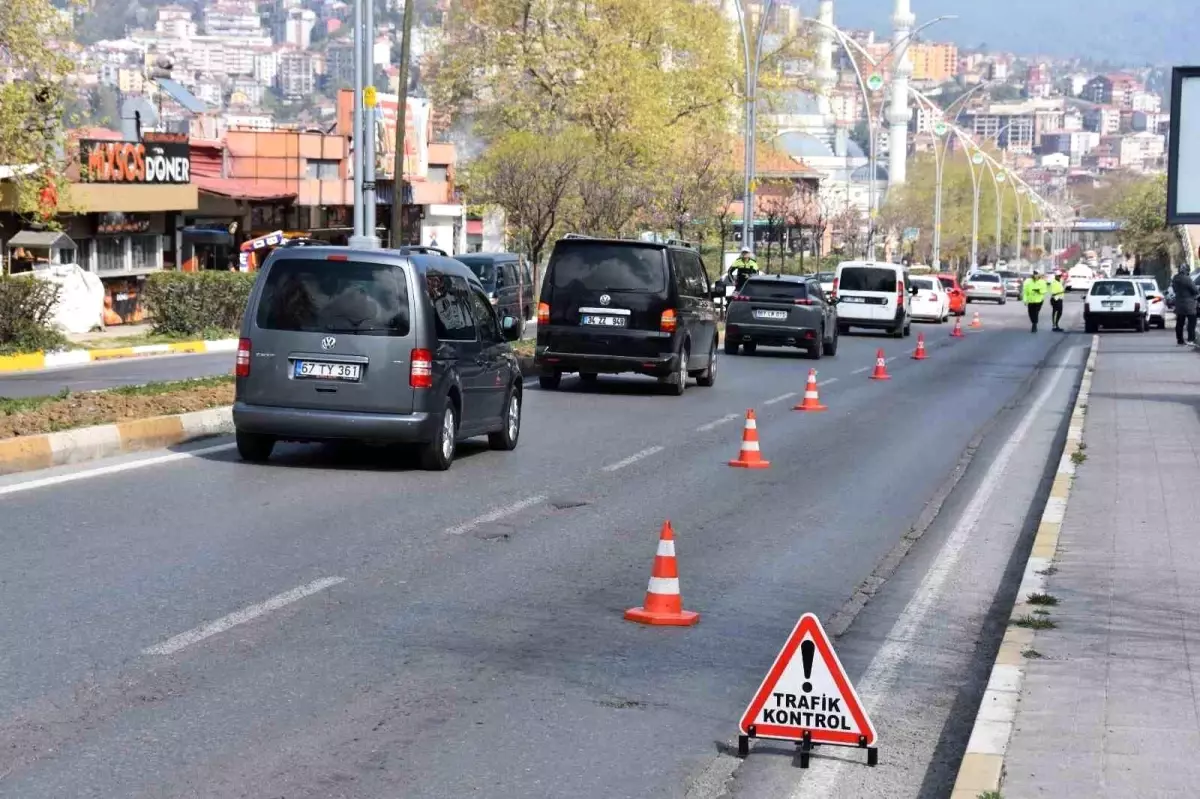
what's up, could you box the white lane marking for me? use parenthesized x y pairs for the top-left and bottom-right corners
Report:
(444, 494), (547, 535)
(0, 443), (237, 498)
(601, 446), (665, 472)
(764, 392), (798, 406)
(851, 366), (870, 374)
(818, 377), (839, 387)
(143, 576), (345, 656)
(790, 349), (1075, 797)
(696, 413), (740, 432)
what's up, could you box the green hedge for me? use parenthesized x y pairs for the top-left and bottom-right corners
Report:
(144, 271), (257, 337)
(0, 276), (70, 355)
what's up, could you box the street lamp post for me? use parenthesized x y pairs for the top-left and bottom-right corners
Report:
(350, 0), (364, 241)
(730, 0), (778, 253)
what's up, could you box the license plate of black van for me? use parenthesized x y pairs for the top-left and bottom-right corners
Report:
(293, 361), (362, 381)
(581, 314), (627, 327)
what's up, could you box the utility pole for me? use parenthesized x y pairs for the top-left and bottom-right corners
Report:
(350, 0), (364, 242)
(389, 0), (415, 247)
(361, 0), (379, 247)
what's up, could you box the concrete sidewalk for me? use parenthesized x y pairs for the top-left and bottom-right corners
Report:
(1002, 332), (1200, 797)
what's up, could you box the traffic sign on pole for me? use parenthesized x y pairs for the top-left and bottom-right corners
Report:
(866, 73), (884, 93)
(364, 86), (377, 108)
(972, 152), (985, 165)
(933, 121), (948, 137)
(737, 613), (878, 767)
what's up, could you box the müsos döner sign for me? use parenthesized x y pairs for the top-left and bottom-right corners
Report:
(86, 142), (190, 184)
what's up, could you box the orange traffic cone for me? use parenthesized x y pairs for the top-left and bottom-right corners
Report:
(793, 368), (828, 411)
(729, 409), (770, 469)
(624, 521), (700, 626)
(951, 317), (965, 338)
(869, 349), (891, 380)
(970, 311), (983, 329)
(912, 333), (928, 360)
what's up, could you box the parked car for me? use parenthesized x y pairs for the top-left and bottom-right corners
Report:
(832, 260), (912, 338)
(534, 235), (719, 394)
(908, 276), (950, 323)
(724, 274), (839, 359)
(1134, 277), (1166, 329)
(816, 271), (836, 297)
(937, 273), (967, 316)
(1084, 278), (1148, 333)
(232, 246), (524, 471)
(964, 271), (1006, 304)
(454, 253), (534, 338)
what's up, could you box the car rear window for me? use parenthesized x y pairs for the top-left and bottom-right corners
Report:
(969, 273), (1001, 282)
(1091, 281), (1136, 297)
(455, 257), (497, 286)
(740, 280), (807, 300)
(1137, 280), (1159, 293)
(911, 278), (935, 291)
(938, 276), (956, 289)
(839, 267), (897, 292)
(816, 272), (835, 282)
(550, 243), (667, 293)
(256, 258), (411, 336)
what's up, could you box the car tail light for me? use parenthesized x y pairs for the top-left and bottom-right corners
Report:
(410, 348), (433, 388)
(235, 338), (251, 377)
(537, 301), (550, 324)
(831, 277), (839, 298)
(927, 292), (938, 301)
(793, 298), (814, 306)
(896, 280), (904, 297)
(326, 253), (349, 261)
(660, 309), (678, 333)
(732, 293), (749, 302)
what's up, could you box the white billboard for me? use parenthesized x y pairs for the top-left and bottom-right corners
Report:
(1167, 67), (1200, 224)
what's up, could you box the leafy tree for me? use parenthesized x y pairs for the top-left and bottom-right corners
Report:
(1106, 174), (1182, 274)
(0, 0), (77, 221)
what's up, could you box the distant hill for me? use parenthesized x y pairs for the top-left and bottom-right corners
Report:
(827, 0), (1196, 66)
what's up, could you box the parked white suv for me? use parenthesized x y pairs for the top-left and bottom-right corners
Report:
(1084, 278), (1148, 333)
(833, 261), (912, 338)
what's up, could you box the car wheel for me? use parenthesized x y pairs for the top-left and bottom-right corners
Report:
(419, 399), (457, 471)
(904, 322), (912, 337)
(236, 432), (275, 463)
(1085, 319), (1098, 334)
(809, 329), (823, 360)
(666, 346), (688, 396)
(822, 324), (838, 356)
(538, 372), (562, 390)
(743, 341), (758, 355)
(837, 323), (849, 335)
(724, 339), (739, 355)
(697, 339), (717, 387)
(488, 390), (522, 450)
(1134, 315), (1145, 333)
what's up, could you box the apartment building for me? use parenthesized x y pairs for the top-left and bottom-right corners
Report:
(1083, 106), (1121, 135)
(863, 41), (958, 83)
(278, 49), (316, 99)
(1040, 131), (1100, 166)
(1118, 132), (1166, 171)
(1082, 74), (1143, 108)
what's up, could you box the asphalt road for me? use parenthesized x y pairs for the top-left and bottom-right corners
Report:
(0, 301), (1096, 798)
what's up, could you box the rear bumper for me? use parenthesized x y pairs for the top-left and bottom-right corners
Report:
(535, 349), (678, 376)
(233, 401), (439, 443)
(725, 322), (818, 347)
(966, 291), (1005, 302)
(1084, 311), (1143, 326)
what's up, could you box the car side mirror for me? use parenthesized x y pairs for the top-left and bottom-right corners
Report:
(501, 315), (520, 341)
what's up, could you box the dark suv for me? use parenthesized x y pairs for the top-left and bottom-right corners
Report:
(724, 274), (839, 359)
(233, 246), (523, 471)
(535, 236), (719, 395)
(454, 253), (534, 338)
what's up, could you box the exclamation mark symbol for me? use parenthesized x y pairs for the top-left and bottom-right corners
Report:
(801, 639), (815, 693)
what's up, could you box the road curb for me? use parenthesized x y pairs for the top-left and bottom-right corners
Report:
(0, 338), (238, 374)
(948, 333), (1098, 799)
(0, 407), (233, 476)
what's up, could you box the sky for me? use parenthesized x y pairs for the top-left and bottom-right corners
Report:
(826, 0), (1195, 66)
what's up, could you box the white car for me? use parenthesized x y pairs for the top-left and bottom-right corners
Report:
(1084, 278), (1148, 333)
(1066, 264), (1096, 293)
(1134, 277), (1166, 329)
(908, 276), (950, 323)
(833, 260), (912, 338)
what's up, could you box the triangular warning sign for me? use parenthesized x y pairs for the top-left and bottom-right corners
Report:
(739, 613), (877, 747)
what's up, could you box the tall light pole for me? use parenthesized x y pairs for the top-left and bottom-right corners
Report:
(361, 0), (379, 248)
(350, 0), (364, 242)
(730, 0), (777, 253)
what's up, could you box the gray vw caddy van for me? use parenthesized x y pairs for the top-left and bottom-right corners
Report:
(233, 246), (524, 470)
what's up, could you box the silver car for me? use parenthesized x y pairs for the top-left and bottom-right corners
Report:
(964, 272), (1007, 304)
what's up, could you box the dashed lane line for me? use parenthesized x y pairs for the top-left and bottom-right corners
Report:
(444, 495), (547, 536)
(696, 413), (741, 432)
(142, 576), (346, 656)
(601, 446), (665, 472)
(0, 443), (237, 498)
(764, 392), (798, 406)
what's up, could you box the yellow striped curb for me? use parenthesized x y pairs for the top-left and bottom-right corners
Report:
(0, 338), (238, 374)
(949, 334), (1099, 798)
(0, 406), (233, 476)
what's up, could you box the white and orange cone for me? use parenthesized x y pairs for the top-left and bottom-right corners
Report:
(869, 349), (891, 380)
(912, 333), (928, 360)
(793, 368), (828, 411)
(624, 521), (700, 627)
(951, 316), (965, 338)
(729, 409), (770, 469)
(970, 311), (983, 329)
